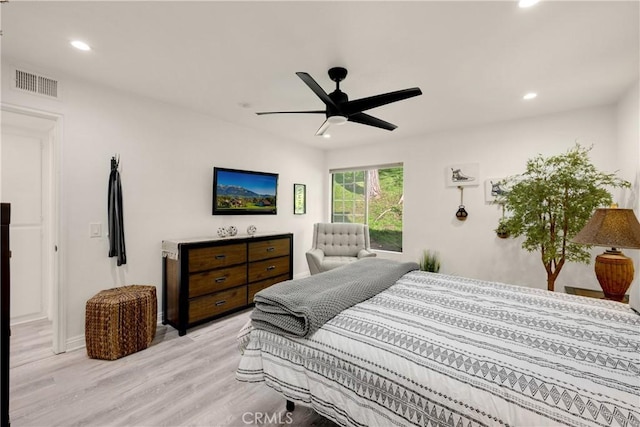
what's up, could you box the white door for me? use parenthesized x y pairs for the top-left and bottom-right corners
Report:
(1, 112), (54, 324)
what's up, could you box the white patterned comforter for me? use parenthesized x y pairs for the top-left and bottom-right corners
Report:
(236, 271), (640, 427)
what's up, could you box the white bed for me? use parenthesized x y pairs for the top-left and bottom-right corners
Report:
(237, 270), (640, 427)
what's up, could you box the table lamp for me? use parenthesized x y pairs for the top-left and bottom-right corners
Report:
(572, 207), (640, 301)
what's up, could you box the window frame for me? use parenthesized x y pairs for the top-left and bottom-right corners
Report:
(330, 163), (404, 253)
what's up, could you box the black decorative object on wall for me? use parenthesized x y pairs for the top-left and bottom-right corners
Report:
(108, 155), (126, 266)
(455, 186), (468, 221)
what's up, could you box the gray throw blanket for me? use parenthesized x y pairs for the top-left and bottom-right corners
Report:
(251, 258), (418, 337)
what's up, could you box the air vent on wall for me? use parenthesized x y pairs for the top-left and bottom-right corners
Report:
(14, 69), (59, 99)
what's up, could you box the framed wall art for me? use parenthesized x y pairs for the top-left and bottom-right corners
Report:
(445, 163), (479, 187)
(294, 183), (306, 215)
(485, 177), (514, 203)
(485, 178), (507, 202)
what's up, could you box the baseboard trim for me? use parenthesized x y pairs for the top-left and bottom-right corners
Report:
(65, 334), (85, 352)
(10, 313), (48, 327)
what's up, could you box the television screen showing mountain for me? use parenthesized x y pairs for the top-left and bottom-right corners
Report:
(213, 168), (278, 215)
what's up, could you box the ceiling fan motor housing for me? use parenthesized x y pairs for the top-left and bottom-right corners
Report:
(328, 90), (348, 119)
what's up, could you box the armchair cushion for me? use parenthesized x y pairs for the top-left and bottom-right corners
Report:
(319, 256), (360, 272)
(306, 223), (376, 275)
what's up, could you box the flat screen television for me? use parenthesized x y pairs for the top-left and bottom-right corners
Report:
(212, 167), (278, 215)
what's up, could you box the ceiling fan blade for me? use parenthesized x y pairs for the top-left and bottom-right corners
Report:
(343, 88), (422, 114)
(256, 110), (325, 115)
(348, 112), (397, 131)
(315, 119), (332, 136)
(296, 72), (339, 109)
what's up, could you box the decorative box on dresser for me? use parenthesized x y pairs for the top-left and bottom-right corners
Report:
(162, 233), (293, 335)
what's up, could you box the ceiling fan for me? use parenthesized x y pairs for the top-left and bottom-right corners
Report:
(257, 67), (422, 137)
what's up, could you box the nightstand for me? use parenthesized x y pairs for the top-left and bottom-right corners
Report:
(565, 286), (629, 303)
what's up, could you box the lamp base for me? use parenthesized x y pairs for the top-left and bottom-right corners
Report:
(594, 251), (634, 302)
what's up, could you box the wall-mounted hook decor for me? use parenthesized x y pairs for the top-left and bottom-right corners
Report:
(496, 203), (509, 238)
(108, 154), (126, 266)
(455, 186), (468, 221)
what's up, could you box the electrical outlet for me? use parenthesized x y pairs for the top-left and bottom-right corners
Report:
(90, 223), (102, 238)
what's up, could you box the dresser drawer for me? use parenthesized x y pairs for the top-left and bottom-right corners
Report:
(248, 274), (290, 303)
(188, 243), (246, 272)
(249, 256), (290, 282)
(188, 286), (247, 323)
(188, 265), (247, 298)
(248, 238), (290, 262)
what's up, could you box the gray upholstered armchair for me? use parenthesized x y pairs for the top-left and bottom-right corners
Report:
(306, 223), (377, 275)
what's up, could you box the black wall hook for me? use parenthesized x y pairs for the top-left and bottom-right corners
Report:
(111, 154), (120, 171)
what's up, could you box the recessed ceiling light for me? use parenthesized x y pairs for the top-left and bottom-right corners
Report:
(518, 0), (539, 8)
(323, 134), (331, 139)
(523, 92), (538, 100)
(70, 40), (91, 51)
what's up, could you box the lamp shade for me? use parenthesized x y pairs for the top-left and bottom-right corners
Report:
(572, 208), (640, 249)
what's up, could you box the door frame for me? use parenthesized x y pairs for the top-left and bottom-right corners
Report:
(1, 103), (65, 354)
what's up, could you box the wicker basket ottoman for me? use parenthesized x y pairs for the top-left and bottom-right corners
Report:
(85, 285), (157, 360)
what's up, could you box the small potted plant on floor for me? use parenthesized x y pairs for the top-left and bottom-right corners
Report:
(419, 250), (441, 273)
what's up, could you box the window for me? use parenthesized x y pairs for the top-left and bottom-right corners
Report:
(331, 164), (403, 252)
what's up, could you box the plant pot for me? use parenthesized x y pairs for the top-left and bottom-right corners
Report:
(495, 223), (509, 239)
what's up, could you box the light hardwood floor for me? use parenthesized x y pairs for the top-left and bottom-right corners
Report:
(9, 309), (338, 427)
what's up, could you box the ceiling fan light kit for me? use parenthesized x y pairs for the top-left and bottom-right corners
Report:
(327, 116), (348, 125)
(257, 67), (422, 136)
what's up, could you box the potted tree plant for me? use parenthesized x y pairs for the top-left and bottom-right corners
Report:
(497, 145), (629, 291)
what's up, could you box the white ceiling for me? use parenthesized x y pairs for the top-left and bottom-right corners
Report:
(2, 1), (638, 149)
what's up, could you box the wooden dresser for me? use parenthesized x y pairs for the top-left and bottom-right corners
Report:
(162, 233), (293, 335)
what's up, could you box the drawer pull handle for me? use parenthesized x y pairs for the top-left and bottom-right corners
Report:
(215, 254), (226, 260)
(215, 300), (226, 306)
(266, 265), (276, 271)
(215, 277), (227, 283)
(266, 247), (275, 252)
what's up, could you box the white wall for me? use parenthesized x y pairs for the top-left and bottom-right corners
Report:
(326, 105), (626, 292)
(1, 62), (325, 348)
(616, 81), (640, 306)
(616, 81), (640, 208)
